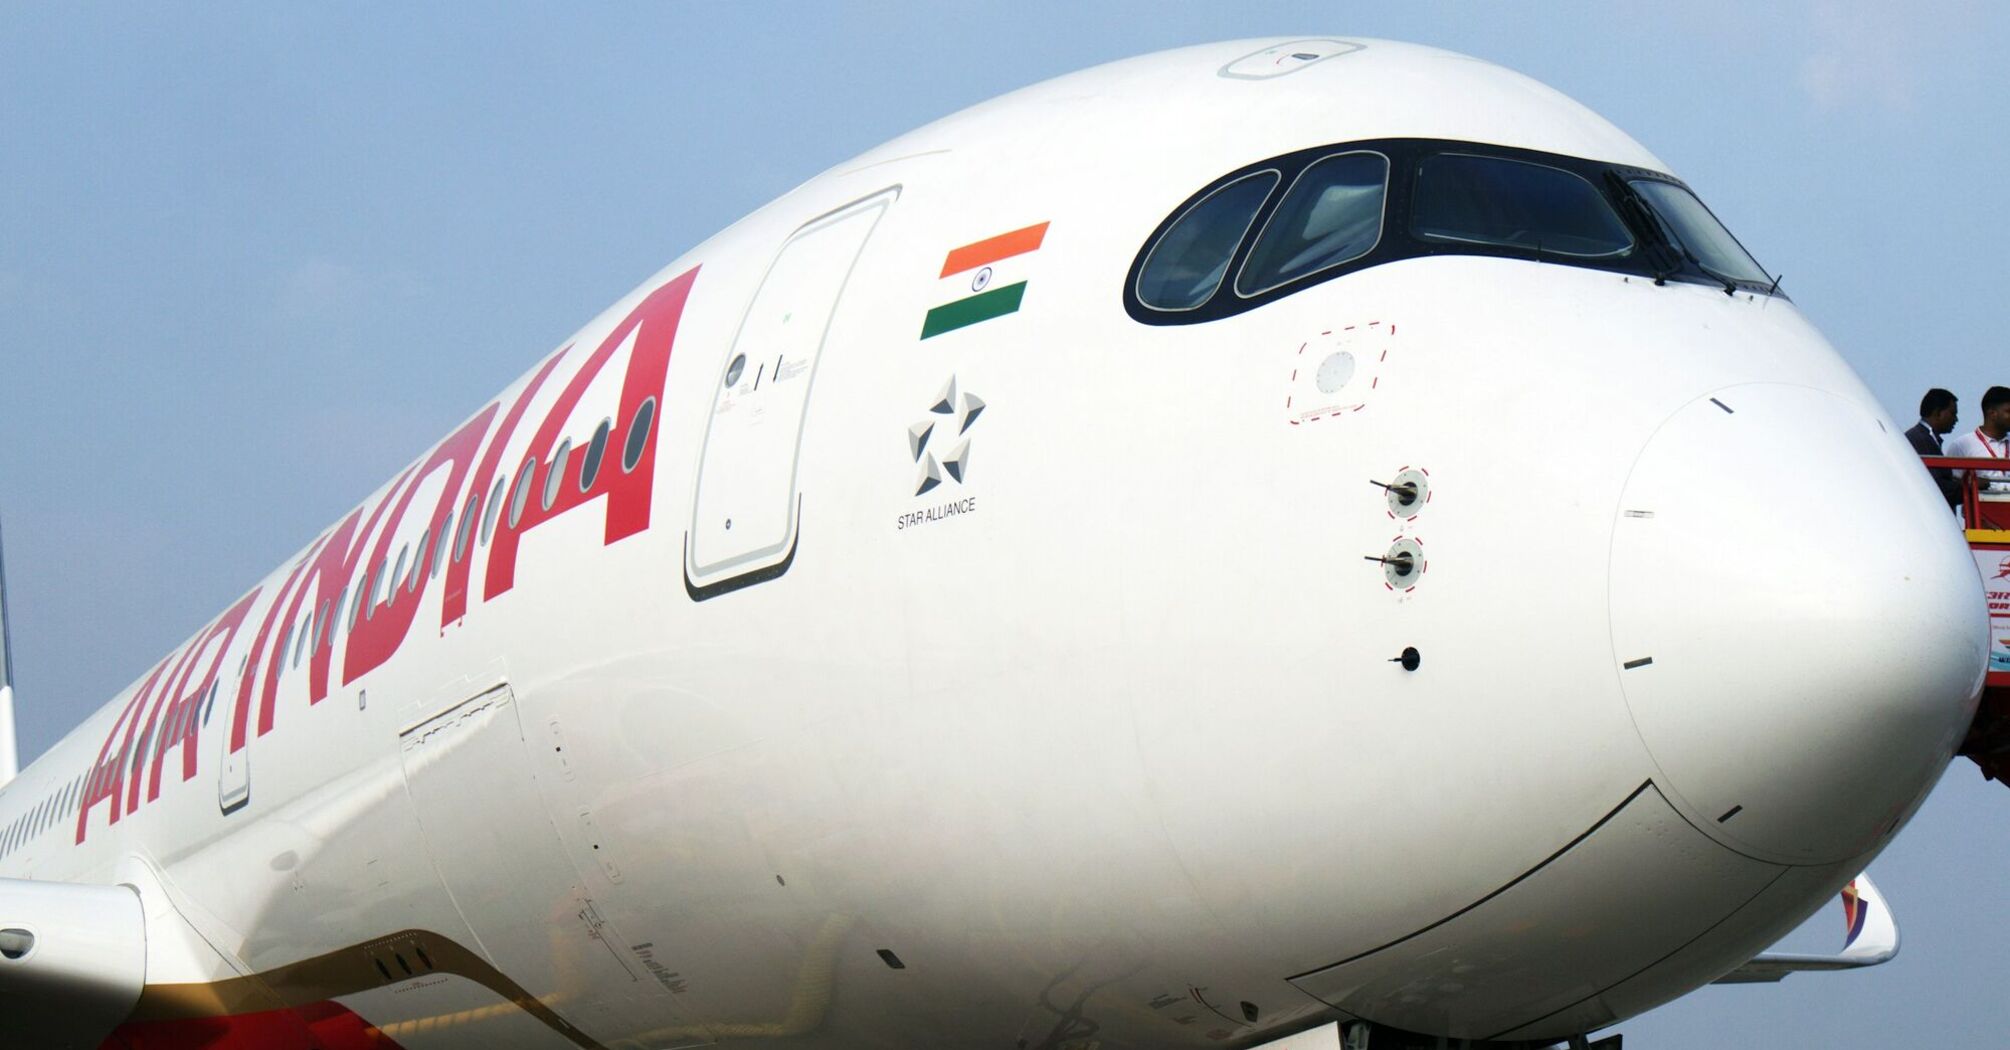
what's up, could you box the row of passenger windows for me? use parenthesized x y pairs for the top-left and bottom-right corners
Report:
(259, 398), (657, 683)
(1128, 139), (1773, 323)
(0, 773), (84, 861)
(61, 399), (663, 816)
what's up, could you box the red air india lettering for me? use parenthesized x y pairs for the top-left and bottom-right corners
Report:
(76, 660), (170, 841)
(438, 352), (566, 627)
(294, 470), (413, 714)
(484, 268), (697, 600)
(78, 589), (260, 842)
(344, 406), (495, 682)
(74, 265), (702, 843)
(231, 536), (333, 754)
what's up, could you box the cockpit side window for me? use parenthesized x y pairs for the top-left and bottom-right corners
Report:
(1235, 151), (1388, 297)
(1627, 179), (1769, 286)
(1411, 153), (1633, 259)
(1135, 170), (1279, 311)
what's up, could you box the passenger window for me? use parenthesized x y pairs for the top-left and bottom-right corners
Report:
(1236, 152), (1388, 296)
(480, 477), (507, 545)
(580, 418), (611, 492)
(408, 531), (428, 591)
(454, 494), (477, 562)
(1136, 171), (1280, 310)
(1412, 154), (1632, 258)
(431, 523), (451, 580)
(508, 457), (537, 528)
(1627, 179), (1769, 285)
(622, 398), (656, 473)
(543, 440), (572, 511)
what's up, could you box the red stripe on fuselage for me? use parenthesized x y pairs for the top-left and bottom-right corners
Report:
(102, 1000), (401, 1050)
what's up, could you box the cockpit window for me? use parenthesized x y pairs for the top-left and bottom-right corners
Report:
(1235, 151), (1387, 297)
(1412, 154), (1633, 259)
(1124, 138), (1782, 325)
(1627, 179), (1769, 286)
(1135, 170), (1279, 311)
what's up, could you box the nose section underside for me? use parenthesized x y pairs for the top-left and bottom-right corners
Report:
(1609, 384), (1985, 865)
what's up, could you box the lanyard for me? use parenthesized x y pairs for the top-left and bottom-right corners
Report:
(1980, 429), (2009, 460)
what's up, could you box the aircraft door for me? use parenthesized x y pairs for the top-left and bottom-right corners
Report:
(685, 187), (898, 596)
(217, 661), (249, 814)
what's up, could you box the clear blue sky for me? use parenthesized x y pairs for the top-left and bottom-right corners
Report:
(1, 3), (2004, 1046)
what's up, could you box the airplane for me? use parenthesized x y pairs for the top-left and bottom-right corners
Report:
(0, 35), (1987, 1050)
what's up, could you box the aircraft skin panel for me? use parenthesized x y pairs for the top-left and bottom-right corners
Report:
(0, 36), (1982, 1050)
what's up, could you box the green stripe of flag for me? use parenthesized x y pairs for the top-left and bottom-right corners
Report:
(921, 281), (1027, 340)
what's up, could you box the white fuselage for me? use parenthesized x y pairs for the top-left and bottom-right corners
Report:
(0, 37), (1984, 1050)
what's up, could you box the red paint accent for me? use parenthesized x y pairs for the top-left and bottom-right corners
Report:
(439, 351), (568, 627)
(148, 590), (259, 801)
(342, 406), (497, 686)
(77, 661), (166, 840)
(124, 639), (201, 813)
(288, 469), (415, 719)
(79, 589), (258, 842)
(102, 999), (403, 1050)
(79, 269), (700, 839)
(234, 537), (333, 753)
(484, 267), (699, 603)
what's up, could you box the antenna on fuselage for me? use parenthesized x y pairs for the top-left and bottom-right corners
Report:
(0, 515), (18, 786)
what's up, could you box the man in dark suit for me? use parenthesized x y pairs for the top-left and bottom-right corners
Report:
(1905, 387), (1961, 509)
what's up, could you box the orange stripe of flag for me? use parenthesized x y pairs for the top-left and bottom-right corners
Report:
(939, 222), (1049, 278)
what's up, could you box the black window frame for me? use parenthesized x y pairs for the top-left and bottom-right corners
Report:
(1124, 137), (1782, 326)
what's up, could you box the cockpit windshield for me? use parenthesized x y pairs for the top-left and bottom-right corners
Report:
(1413, 154), (1633, 259)
(1236, 152), (1388, 296)
(1136, 171), (1279, 311)
(1124, 138), (1782, 326)
(1627, 179), (1770, 287)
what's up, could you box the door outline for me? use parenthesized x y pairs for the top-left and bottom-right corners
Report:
(683, 186), (900, 599)
(217, 660), (249, 815)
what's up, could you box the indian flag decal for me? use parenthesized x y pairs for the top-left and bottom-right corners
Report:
(921, 221), (1048, 339)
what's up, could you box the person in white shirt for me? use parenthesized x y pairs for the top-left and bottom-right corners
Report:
(1944, 385), (2010, 501)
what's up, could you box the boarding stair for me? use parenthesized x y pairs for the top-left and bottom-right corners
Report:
(1922, 455), (2010, 783)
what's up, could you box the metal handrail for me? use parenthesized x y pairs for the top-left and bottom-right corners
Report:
(1919, 455), (2010, 530)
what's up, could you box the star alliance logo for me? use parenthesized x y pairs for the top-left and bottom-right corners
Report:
(907, 376), (985, 497)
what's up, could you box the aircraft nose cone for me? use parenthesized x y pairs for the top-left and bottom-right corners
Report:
(1609, 384), (1985, 865)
